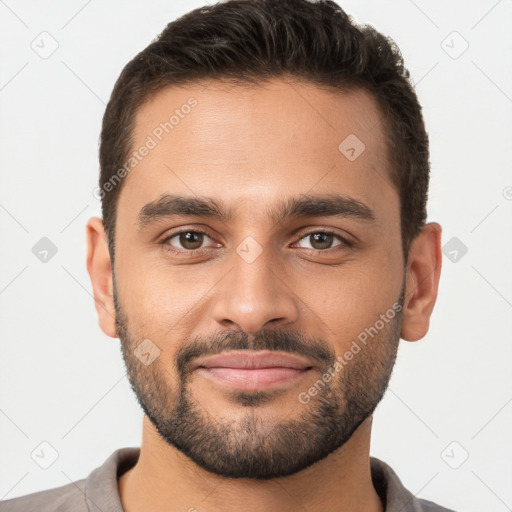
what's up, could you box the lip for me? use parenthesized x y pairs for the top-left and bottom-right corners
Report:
(193, 351), (314, 391)
(195, 350), (314, 371)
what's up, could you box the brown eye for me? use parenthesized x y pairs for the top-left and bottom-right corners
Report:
(296, 231), (349, 251)
(165, 230), (210, 251)
(309, 233), (334, 250)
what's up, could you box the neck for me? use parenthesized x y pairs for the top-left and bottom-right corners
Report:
(118, 415), (383, 512)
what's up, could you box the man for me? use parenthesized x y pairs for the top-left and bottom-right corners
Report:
(1, 0), (453, 510)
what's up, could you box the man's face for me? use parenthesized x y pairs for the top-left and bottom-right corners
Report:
(113, 79), (405, 479)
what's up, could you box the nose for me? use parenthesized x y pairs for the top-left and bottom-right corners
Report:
(211, 246), (300, 334)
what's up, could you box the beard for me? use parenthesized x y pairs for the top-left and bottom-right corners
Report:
(114, 277), (405, 480)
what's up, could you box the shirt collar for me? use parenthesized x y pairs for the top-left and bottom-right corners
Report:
(84, 448), (432, 512)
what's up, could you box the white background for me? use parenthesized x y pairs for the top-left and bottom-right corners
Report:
(1, 1), (511, 511)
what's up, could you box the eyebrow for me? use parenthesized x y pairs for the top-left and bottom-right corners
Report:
(136, 193), (377, 229)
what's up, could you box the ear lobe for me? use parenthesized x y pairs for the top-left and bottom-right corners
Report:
(400, 222), (443, 342)
(86, 216), (117, 338)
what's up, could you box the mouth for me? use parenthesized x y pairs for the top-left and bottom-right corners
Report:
(194, 350), (314, 391)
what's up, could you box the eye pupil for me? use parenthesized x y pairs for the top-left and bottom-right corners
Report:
(180, 231), (203, 250)
(311, 233), (333, 250)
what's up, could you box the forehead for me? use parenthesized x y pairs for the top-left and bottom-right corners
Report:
(118, 78), (398, 228)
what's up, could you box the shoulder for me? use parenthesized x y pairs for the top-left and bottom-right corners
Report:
(416, 496), (458, 512)
(0, 478), (87, 512)
(0, 447), (139, 512)
(370, 456), (459, 512)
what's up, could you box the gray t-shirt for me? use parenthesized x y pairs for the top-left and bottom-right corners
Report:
(0, 447), (457, 511)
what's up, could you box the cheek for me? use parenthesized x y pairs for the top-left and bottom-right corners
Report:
(118, 259), (215, 345)
(306, 256), (402, 343)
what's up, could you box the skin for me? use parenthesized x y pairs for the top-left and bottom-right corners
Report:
(86, 78), (442, 512)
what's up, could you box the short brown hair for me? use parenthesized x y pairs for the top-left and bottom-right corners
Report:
(99, 0), (430, 265)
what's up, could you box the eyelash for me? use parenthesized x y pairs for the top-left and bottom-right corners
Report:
(160, 228), (354, 255)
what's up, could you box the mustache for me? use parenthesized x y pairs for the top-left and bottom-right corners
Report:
(176, 329), (335, 378)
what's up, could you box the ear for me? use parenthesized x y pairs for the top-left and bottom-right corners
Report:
(401, 222), (442, 342)
(86, 216), (117, 338)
